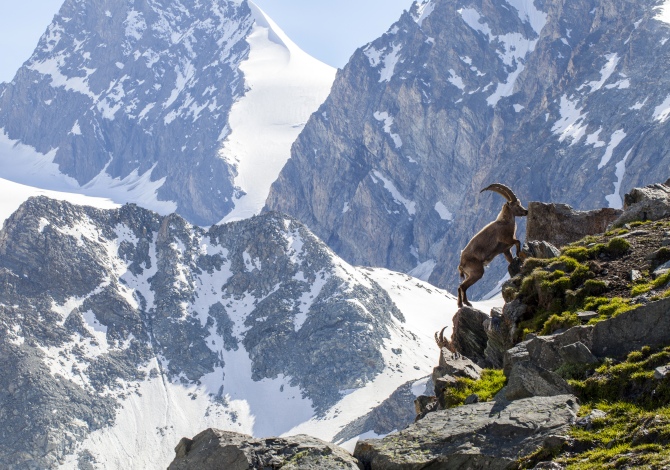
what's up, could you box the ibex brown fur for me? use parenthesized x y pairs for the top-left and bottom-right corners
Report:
(457, 184), (528, 308)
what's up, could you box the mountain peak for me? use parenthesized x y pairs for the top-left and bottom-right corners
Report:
(0, 0), (334, 225)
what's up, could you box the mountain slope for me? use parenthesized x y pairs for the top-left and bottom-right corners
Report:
(265, 0), (670, 296)
(0, 197), (483, 469)
(0, 0), (334, 225)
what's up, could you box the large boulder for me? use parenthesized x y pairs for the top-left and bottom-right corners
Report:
(451, 306), (489, 366)
(168, 429), (361, 470)
(434, 349), (482, 382)
(354, 395), (579, 470)
(592, 296), (670, 358)
(526, 202), (622, 248)
(502, 362), (572, 401)
(503, 326), (594, 375)
(613, 179), (670, 226)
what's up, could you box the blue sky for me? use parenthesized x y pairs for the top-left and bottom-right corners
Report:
(0, 0), (415, 83)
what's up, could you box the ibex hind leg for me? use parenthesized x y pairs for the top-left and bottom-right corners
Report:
(458, 265), (484, 308)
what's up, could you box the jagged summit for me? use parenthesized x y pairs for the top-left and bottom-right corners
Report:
(0, 0), (334, 225)
(265, 0), (670, 297)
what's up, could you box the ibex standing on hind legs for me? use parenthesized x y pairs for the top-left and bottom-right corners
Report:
(457, 183), (528, 308)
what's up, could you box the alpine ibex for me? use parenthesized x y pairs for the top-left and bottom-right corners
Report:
(457, 184), (528, 308)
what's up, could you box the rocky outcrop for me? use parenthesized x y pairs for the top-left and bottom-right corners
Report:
(504, 326), (595, 375)
(591, 296), (670, 358)
(450, 306), (489, 366)
(484, 301), (527, 368)
(526, 202), (622, 248)
(613, 180), (670, 226)
(354, 395), (579, 470)
(168, 429), (361, 470)
(502, 362), (572, 401)
(430, 349), (482, 410)
(501, 296), (670, 373)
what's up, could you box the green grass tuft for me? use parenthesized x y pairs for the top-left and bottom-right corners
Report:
(442, 369), (507, 409)
(540, 311), (579, 335)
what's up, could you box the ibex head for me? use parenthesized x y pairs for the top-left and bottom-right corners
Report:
(481, 183), (528, 217)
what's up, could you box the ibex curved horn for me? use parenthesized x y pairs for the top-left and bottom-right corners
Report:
(480, 183), (518, 202)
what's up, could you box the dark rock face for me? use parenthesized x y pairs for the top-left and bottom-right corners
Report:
(0, 196), (409, 468)
(266, 0), (670, 297)
(484, 302), (526, 368)
(526, 202), (622, 248)
(354, 395), (579, 469)
(168, 429), (361, 470)
(450, 306), (489, 365)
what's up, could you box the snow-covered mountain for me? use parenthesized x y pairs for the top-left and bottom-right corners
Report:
(0, 0), (334, 225)
(0, 197), (498, 469)
(265, 0), (670, 296)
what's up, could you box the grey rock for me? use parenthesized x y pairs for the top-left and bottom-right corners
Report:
(168, 429), (361, 470)
(618, 230), (650, 239)
(464, 393), (479, 405)
(533, 462), (565, 469)
(484, 302), (526, 368)
(503, 326), (594, 375)
(523, 240), (562, 260)
(630, 269), (643, 282)
(575, 409), (607, 430)
(542, 435), (570, 455)
(450, 306), (489, 365)
(354, 395), (579, 469)
(592, 297), (670, 358)
(654, 365), (670, 380)
(503, 343), (531, 376)
(526, 203), (622, 248)
(434, 349), (482, 381)
(653, 260), (670, 279)
(577, 311), (599, 322)
(503, 362), (572, 401)
(614, 181), (670, 226)
(560, 342), (599, 365)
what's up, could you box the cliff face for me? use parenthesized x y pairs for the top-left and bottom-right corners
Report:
(265, 0), (670, 296)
